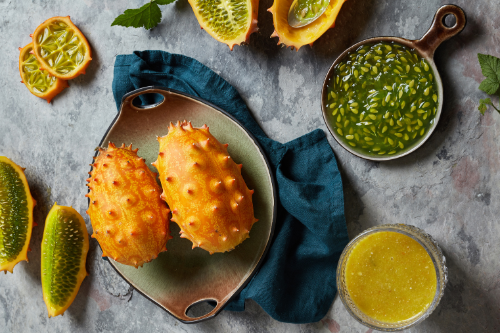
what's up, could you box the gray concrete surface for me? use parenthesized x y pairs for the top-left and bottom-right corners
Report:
(1, 0), (499, 332)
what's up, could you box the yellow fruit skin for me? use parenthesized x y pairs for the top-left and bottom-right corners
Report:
(187, 0), (259, 50)
(268, 0), (347, 50)
(41, 203), (89, 318)
(18, 43), (69, 103)
(32, 16), (92, 80)
(0, 156), (36, 274)
(86, 143), (171, 268)
(153, 121), (257, 254)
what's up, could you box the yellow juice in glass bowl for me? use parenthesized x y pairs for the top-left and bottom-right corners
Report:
(337, 224), (447, 331)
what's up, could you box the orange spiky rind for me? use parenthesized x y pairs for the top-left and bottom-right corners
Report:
(187, 0), (259, 50)
(0, 157), (36, 274)
(41, 203), (89, 318)
(268, 0), (347, 51)
(86, 143), (170, 268)
(155, 121), (257, 254)
(18, 43), (68, 103)
(31, 16), (92, 80)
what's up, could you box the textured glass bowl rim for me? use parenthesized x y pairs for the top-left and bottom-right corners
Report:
(336, 224), (448, 331)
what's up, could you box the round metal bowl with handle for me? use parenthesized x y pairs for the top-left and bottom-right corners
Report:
(321, 5), (466, 161)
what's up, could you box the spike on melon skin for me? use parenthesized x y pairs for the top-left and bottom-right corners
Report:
(86, 143), (171, 268)
(155, 121), (257, 254)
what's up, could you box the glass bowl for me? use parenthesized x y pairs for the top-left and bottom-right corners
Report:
(336, 224), (448, 331)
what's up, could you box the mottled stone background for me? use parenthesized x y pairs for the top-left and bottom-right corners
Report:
(1, 0), (499, 332)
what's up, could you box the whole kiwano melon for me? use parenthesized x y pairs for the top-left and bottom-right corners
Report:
(86, 143), (171, 268)
(0, 156), (36, 274)
(187, 0), (259, 50)
(41, 203), (89, 318)
(153, 121), (257, 254)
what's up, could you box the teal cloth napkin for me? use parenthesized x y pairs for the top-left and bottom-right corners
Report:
(112, 51), (349, 324)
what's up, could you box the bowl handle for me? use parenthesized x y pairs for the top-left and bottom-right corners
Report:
(415, 5), (467, 58)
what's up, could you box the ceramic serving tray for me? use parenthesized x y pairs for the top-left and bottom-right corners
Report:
(90, 87), (277, 323)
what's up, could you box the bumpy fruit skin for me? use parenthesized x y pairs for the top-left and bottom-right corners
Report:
(0, 156), (36, 274)
(19, 43), (69, 103)
(153, 121), (257, 254)
(86, 143), (171, 268)
(42, 203), (89, 318)
(32, 16), (92, 80)
(188, 0), (259, 50)
(268, 0), (347, 50)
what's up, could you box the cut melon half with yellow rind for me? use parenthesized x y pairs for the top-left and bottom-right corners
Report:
(188, 0), (259, 50)
(32, 16), (92, 80)
(268, 0), (347, 51)
(0, 156), (36, 274)
(19, 43), (69, 104)
(41, 203), (89, 318)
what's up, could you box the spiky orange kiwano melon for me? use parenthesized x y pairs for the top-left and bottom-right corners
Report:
(0, 156), (36, 274)
(268, 0), (347, 50)
(153, 121), (257, 254)
(86, 143), (171, 268)
(187, 0), (259, 50)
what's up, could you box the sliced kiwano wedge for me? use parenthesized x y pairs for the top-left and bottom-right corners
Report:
(32, 16), (92, 80)
(0, 156), (36, 274)
(42, 203), (89, 318)
(19, 43), (68, 103)
(187, 0), (259, 50)
(268, 0), (347, 50)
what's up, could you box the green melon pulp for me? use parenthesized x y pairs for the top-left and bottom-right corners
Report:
(22, 46), (57, 93)
(326, 41), (439, 156)
(42, 208), (86, 307)
(196, 0), (249, 40)
(0, 162), (30, 264)
(37, 21), (86, 75)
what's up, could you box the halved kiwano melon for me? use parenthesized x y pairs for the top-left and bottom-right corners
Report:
(0, 156), (36, 274)
(19, 43), (68, 103)
(187, 0), (259, 50)
(269, 0), (347, 50)
(32, 16), (92, 80)
(42, 203), (89, 318)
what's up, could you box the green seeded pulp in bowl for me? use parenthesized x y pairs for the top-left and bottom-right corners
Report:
(325, 41), (439, 156)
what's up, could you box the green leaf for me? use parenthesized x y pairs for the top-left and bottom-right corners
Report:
(111, 2), (162, 30)
(478, 53), (500, 95)
(156, 0), (176, 4)
(478, 98), (491, 115)
(478, 78), (500, 95)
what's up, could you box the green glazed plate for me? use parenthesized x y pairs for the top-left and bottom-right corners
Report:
(91, 87), (276, 323)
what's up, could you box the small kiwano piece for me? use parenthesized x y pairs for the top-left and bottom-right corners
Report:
(187, 0), (259, 50)
(154, 121), (257, 254)
(268, 0), (347, 50)
(86, 143), (171, 268)
(0, 156), (36, 274)
(31, 16), (92, 80)
(41, 203), (89, 318)
(18, 43), (68, 103)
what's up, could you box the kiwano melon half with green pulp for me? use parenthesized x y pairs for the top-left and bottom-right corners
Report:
(42, 203), (89, 318)
(0, 156), (36, 274)
(153, 121), (257, 254)
(187, 0), (259, 50)
(268, 0), (347, 50)
(86, 143), (171, 268)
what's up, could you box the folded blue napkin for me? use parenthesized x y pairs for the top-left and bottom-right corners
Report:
(112, 51), (349, 324)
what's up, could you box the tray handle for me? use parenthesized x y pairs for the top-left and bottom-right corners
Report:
(120, 86), (173, 111)
(415, 4), (466, 58)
